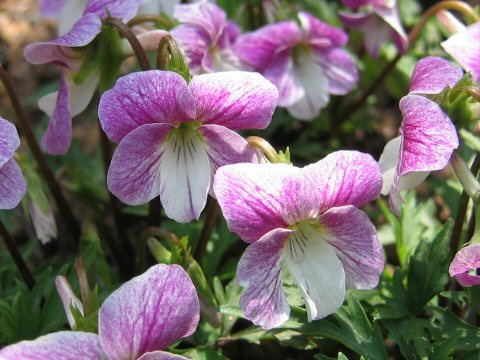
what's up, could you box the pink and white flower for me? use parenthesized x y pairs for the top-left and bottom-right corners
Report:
(213, 151), (384, 329)
(379, 56), (462, 214)
(99, 70), (278, 223)
(450, 243), (480, 287)
(234, 12), (358, 120)
(0, 264), (200, 360)
(338, 0), (408, 58)
(0, 117), (26, 210)
(171, 1), (246, 74)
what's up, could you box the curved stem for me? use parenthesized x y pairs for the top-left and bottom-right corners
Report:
(247, 136), (282, 163)
(451, 85), (480, 103)
(102, 17), (150, 71)
(127, 14), (174, 29)
(0, 218), (35, 290)
(0, 64), (81, 242)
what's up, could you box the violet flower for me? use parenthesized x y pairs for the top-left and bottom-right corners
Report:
(234, 12), (358, 120)
(0, 264), (200, 360)
(338, 0), (408, 58)
(170, 1), (246, 74)
(98, 70), (278, 223)
(379, 56), (462, 214)
(0, 117), (26, 210)
(213, 151), (384, 329)
(450, 243), (480, 287)
(441, 20), (480, 82)
(25, 0), (145, 155)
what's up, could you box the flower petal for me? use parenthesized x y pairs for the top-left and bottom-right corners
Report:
(199, 124), (257, 184)
(287, 54), (329, 120)
(138, 352), (190, 360)
(338, 11), (374, 29)
(170, 24), (211, 74)
(285, 225), (345, 321)
(83, 0), (143, 21)
(315, 48), (358, 95)
(99, 71), (196, 143)
(30, 202), (57, 245)
(159, 129), (210, 223)
(299, 12), (348, 48)
(362, 17), (392, 58)
(24, 13), (101, 67)
(213, 163), (320, 243)
(188, 71), (278, 130)
(40, 73), (72, 155)
(0, 331), (105, 360)
(55, 275), (84, 329)
(441, 22), (480, 82)
(107, 124), (171, 206)
(409, 56), (463, 94)
(320, 206), (384, 289)
(234, 21), (302, 71)
(375, 5), (408, 53)
(99, 264), (200, 359)
(378, 136), (401, 195)
(0, 117), (20, 168)
(449, 243), (480, 287)
(398, 94), (458, 176)
(237, 228), (291, 330)
(0, 159), (27, 210)
(303, 150), (383, 212)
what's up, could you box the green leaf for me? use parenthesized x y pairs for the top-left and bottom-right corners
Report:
(188, 347), (230, 360)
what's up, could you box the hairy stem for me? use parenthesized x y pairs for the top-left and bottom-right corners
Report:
(195, 199), (219, 260)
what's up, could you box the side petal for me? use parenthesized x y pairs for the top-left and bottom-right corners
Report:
(83, 0), (143, 21)
(375, 5), (408, 54)
(107, 124), (171, 206)
(287, 54), (329, 120)
(99, 264), (200, 359)
(320, 206), (384, 289)
(213, 163), (320, 243)
(199, 124), (258, 184)
(170, 24), (211, 74)
(338, 11), (374, 29)
(0, 117), (20, 168)
(299, 12), (348, 48)
(0, 331), (105, 360)
(303, 150), (383, 212)
(449, 244), (480, 287)
(0, 160), (27, 210)
(285, 225), (345, 321)
(188, 71), (278, 130)
(234, 21), (302, 71)
(398, 94), (459, 176)
(378, 136), (401, 195)
(40, 72), (72, 155)
(99, 71), (196, 143)
(441, 23), (480, 82)
(159, 129), (211, 223)
(315, 48), (358, 95)
(409, 56), (463, 94)
(237, 228), (291, 330)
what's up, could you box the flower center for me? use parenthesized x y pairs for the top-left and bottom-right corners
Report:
(287, 220), (323, 263)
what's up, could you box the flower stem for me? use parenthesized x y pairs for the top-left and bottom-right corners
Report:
(0, 218), (35, 290)
(127, 14), (175, 29)
(247, 136), (282, 163)
(75, 258), (93, 316)
(195, 199), (219, 260)
(338, 0), (478, 124)
(0, 64), (81, 242)
(102, 17), (151, 71)
(450, 153), (480, 255)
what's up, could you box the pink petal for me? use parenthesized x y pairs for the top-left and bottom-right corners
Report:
(441, 22), (480, 82)
(213, 163), (320, 243)
(299, 12), (348, 48)
(99, 71), (196, 143)
(449, 243), (480, 287)
(0, 331), (105, 360)
(234, 21), (302, 71)
(188, 71), (278, 130)
(99, 264), (200, 359)
(374, 5), (408, 53)
(315, 48), (358, 95)
(0, 159), (27, 210)
(138, 352), (190, 360)
(398, 94), (458, 176)
(0, 117), (20, 168)
(170, 24), (211, 74)
(55, 275), (84, 328)
(338, 11), (374, 28)
(107, 124), (171, 206)
(237, 228), (291, 330)
(409, 56), (463, 94)
(320, 206), (384, 289)
(41, 72), (72, 155)
(303, 150), (383, 213)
